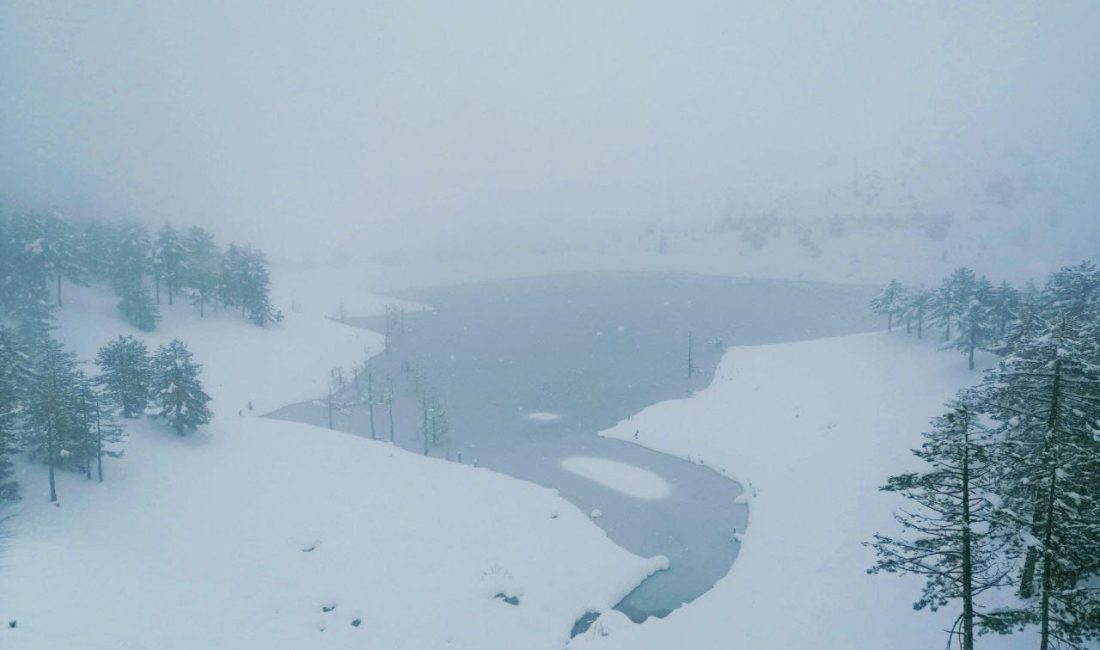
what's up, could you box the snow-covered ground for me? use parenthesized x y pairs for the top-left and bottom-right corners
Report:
(0, 280), (663, 650)
(572, 332), (1037, 649)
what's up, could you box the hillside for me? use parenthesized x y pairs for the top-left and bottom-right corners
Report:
(572, 332), (1037, 649)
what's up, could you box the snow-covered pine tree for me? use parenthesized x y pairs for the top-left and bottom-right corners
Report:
(867, 399), (1014, 650)
(419, 393), (449, 456)
(95, 335), (152, 418)
(181, 226), (221, 317)
(153, 223), (188, 306)
(871, 279), (907, 331)
(78, 219), (117, 283)
(952, 275), (995, 370)
(0, 326), (21, 502)
(1, 212), (56, 337)
(76, 377), (124, 483)
(997, 281), (1045, 358)
(988, 281), (1021, 340)
(219, 244), (281, 325)
(933, 267), (980, 343)
(115, 276), (159, 331)
(1042, 261), (1100, 318)
(904, 287), (933, 339)
(218, 244), (247, 315)
(108, 221), (159, 331)
(74, 371), (99, 480)
(980, 313), (1100, 649)
(36, 211), (86, 308)
(21, 335), (83, 502)
(151, 339), (212, 435)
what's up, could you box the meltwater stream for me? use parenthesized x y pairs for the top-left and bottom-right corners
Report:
(268, 272), (878, 625)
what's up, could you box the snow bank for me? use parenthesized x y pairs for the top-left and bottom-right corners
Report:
(561, 457), (671, 500)
(572, 332), (1036, 649)
(1, 279), (661, 649)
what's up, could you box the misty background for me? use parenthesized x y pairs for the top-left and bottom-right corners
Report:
(3, 1), (1099, 286)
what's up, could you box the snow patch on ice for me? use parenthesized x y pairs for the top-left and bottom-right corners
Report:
(526, 411), (562, 422)
(562, 457), (672, 500)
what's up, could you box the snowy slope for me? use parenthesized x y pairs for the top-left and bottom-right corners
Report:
(572, 332), (1037, 649)
(0, 281), (662, 650)
(53, 282), (378, 416)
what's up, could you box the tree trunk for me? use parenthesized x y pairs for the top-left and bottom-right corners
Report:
(199, 294), (205, 317)
(906, 316), (911, 334)
(968, 326), (976, 370)
(887, 312), (893, 332)
(686, 332), (694, 379)
(154, 273), (161, 305)
(56, 274), (63, 307)
(327, 388), (334, 429)
(1039, 461), (1058, 650)
(367, 374), (377, 440)
(47, 421), (57, 503)
(168, 282), (174, 306)
(422, 407), (429, 456)
(917, 315), (923, 339)
(1037, 358), (1063, 650)
(95, 397), (104, 483)
(960, 415), (975, 650)
(388, 397), (395, 443)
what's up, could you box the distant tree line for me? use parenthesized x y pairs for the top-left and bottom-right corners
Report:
(868, 262), (1100, 649)
(0, 209), (282, 331)
(0, 209), (224, 505)
(871, 266), (1040, 369)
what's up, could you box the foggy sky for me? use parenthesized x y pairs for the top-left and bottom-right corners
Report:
(2, 1), (1098, 267)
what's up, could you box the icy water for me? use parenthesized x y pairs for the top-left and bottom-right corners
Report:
(268, 272), (878, 624)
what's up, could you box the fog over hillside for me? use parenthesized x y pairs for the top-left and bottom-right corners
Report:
(3, 2), (1098, 285)
(5, 5), (1100, 649)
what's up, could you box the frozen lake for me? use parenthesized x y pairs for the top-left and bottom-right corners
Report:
(268, 271), (878, 623)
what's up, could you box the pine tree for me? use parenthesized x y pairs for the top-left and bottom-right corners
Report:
(21, 336), (83, 502)
(76, 377), (124, 483)
(2, 212), (56, 337)
(115, 276), (160, 332)
(419, 393), (448, 456)
(988, 281), (1021, 340)
(181, 226), (221, 317)
(78, 219), (117, 282)
(1042, 261), (1100, 318)
(952, 276), (994, 370)
(95, 335), (153, 418)
(980, 314), (1100, 649)
(108, 221), (159, 331)
(151, 340), (212, 435)
(153, 223), (187, 306)
(871, 279), (907, 332)
(904, 287), (933, 340)
(868, 400), (1015, 650)
(933, 268), (980, 343)
(0, 327), (22, 502)
(36, 211), (86, 308)
(219, 244), (281, 325)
